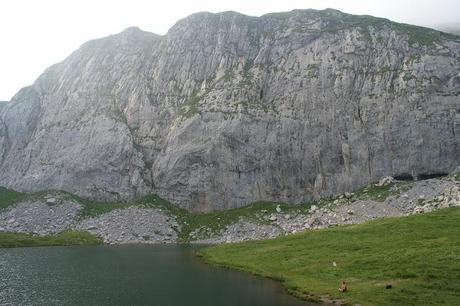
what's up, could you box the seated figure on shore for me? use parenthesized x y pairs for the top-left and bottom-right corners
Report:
(339, 280), (348, 292)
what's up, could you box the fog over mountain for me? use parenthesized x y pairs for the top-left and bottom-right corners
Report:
(1, 0), (460, 101)
(432, 23), (460, 36)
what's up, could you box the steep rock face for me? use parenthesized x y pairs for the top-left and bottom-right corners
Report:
(1, 9), (459, 211)
(0, 28), (159, 199)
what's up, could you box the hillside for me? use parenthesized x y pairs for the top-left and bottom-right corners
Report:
(1, 173), (459, 244)
(1, 9), (459, 211)
(433, 23), (460, 36)
(199, 207), (460, 305)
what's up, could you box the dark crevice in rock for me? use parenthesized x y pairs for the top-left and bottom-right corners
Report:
(394, 174), (415, 181)
(417, 173), (448, 180)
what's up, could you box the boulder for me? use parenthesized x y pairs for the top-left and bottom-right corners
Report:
(376, 176), (394, 187)
(46, 198), (57, 206)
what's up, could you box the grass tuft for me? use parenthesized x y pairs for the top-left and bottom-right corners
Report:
(352, 183), (400, 202)
(453, 172), (460, 182)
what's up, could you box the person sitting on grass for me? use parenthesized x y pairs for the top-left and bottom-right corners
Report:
(339, 280), (348, 292)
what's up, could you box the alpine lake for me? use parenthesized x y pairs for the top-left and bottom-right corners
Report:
(0, 244), (316, 306)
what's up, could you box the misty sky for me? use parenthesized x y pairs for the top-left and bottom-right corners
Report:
(1, 0), (459, 101)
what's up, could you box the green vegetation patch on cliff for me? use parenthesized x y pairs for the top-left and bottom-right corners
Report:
(0, 187), (187, 222)
(453, 172), (460, 182)
(178, 201), (313, 241)
(0, 187), (28, 210)
(178, 89), (201, 119)
(67, 193), (188, 221)
(396, 23), (459, 46)
(318, 10), (459, 46)
(0, 231), (102, 248)
(352, 182), (407, 202)
(199, 207), (460, 306)
(0, 188), (68, 210)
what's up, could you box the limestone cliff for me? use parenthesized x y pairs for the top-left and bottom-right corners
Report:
(1, 9), (459, 211)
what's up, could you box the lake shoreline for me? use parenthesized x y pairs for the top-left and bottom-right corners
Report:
(196, 250), (340, 305)
(2, 207), (458, 304)
(0, 231), (102, 248)
(0, 244), (316, 306)
(198, 207), (460, 305)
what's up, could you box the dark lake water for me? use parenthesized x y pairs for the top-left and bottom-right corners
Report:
(0, 245), (316, 306)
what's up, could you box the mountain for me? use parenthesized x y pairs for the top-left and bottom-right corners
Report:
(0, 9), (459, 212)
(432, 23), (460, 36)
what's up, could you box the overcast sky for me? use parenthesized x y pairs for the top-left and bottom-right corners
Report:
(1, 0), (459, 101)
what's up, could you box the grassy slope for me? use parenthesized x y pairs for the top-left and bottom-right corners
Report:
(0, 187), (29, 210)
(174, 182), (409, 241)
(0, 188), (107, 248)
(0, 187), (315, 242)
(0, 231), (102, 248)
(199, 208), (460, 306)
(0, 187), (185, 220)
(178, 201), (312, 241)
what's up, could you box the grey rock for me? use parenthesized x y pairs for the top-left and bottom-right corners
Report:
(0, 9), (459, 212)
(46, 198), (57, 205)
(195, 219), (283, 244)
(376, 177), (394, 187)
(0, 200), (81, 235)
(75, 207), (179, 244)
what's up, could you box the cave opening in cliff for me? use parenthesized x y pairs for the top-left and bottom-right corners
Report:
(394, 174), (414, 181)
(418, 173), (448, 180)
